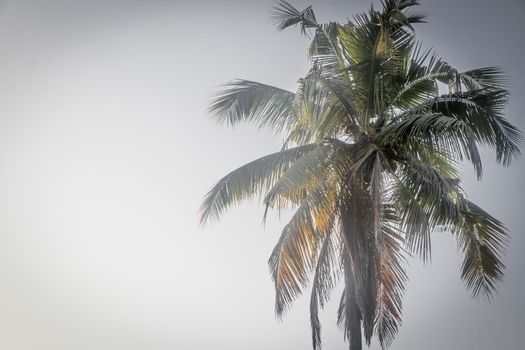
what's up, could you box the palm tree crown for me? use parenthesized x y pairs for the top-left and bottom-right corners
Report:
(200, 1), (521, 349)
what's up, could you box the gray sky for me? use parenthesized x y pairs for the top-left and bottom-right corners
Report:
(0, 0), (523, 349)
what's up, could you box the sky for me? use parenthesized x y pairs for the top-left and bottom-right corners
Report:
(0, 0), (523, 349)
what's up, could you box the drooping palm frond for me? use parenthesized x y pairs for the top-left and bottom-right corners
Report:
(394, 167), (450, 259)
(374, 207), (407, 349)
(338, 251), (364, 350)
(209, 80), (296, 132)
(378, 111), (484, 178)
(310, 228), (341, 350)
(269, 182), (338, 316)
(388, 146), (461, 260)
(200, 144), (316, 224)
(391, 177), (431, 261)
(454, 200), (509, 300)
(429, 89), (521, 166)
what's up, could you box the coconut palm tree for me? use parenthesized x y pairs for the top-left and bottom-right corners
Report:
(200, 1), (521, 349)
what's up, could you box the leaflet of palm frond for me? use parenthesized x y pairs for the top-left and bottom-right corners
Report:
(272, 0), (318, 35)
(269, 184), (337, 317)
(337, 288), (347, 329)
(453, 200), (509, 300)
(429, 89), (521, 166)
(310, 227), (340, 350)
(208, 80), (297, 133)
(199, 143), (316, 224)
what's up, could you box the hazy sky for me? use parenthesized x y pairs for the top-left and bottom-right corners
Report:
(0, 0), (523, 349)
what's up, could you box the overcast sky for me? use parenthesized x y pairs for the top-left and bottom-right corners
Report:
(0, 0), (523, 349)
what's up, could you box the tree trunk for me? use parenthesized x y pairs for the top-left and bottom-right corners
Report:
(349, 299), (362, 350)
(344, 263), (363, 350)
(340, 179), (370, 350)
(342, 243), (363, 350)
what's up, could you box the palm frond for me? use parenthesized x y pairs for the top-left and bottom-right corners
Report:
(374, 208), (408, 349)
(459, 66), (507, 92)
(264, 144), (332, 211)
(430, 90), (521, 167)
(390, 48), (448, 110)
(339, 251), (363, 348)
(272, 0), (318, 35)
(392, 150), (461, 260)
(200, 144), (316, 224)
(454, 201), (509, 300)
(269, 183), (337, 317)
(310, 228), (340, 350)
(378, 112), (484, 178)
(209, 80), (296, 132)
(312, 74), (361, 131)
(309, 23), (343, 71)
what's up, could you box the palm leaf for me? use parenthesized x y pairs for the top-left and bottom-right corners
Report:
(200, 144), (316, 224)
(454, 201), (509, 300)
(269, 183), (337, 316)
(272, 0), (318, 35)
(374, 208), (408, 349)
(310, 227), (340, 350)
(459, 66), (507, 91)
(209, 80), (296, 133)
(264, 144), (332, 211)
(430, 90), (521, 166)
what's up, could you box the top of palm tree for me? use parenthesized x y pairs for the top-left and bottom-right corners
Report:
(200, 1), (521, 349)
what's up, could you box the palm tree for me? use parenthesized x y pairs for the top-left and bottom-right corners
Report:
(200, 1), (521, 349)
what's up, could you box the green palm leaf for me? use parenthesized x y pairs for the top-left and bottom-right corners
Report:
(200, 144), (316, 224)
(454, 201), (509, 300)
(209, 80), (296, 132)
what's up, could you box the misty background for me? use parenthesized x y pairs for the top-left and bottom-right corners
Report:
(0, 0), (523, 349)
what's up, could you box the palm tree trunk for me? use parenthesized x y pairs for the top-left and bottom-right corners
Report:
(348, 298), (362, 350)
(344, 262), (363, 350)
(340, 180), (369, 350)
